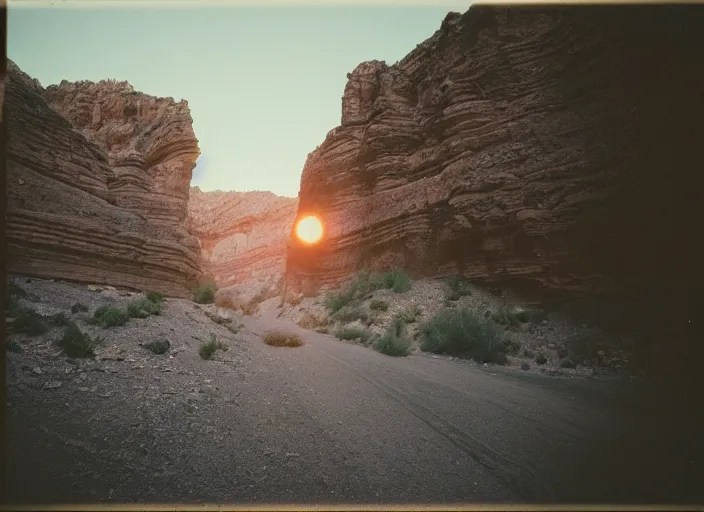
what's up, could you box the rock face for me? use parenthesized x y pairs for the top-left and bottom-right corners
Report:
(286, 5), (702, 308)
(187, 187), (298, 289)
(5, 60), (203, 297)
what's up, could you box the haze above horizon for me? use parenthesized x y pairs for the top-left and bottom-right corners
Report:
(8, 1), (468, 198)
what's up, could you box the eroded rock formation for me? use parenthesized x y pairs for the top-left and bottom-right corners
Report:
(187, 187), (298, 290)
(6, 59), (203, 297)
(286, 5), (701, 315)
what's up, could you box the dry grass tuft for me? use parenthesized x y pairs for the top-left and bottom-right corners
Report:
(263, 330), (304, 348)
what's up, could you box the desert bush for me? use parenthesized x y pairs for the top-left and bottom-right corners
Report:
(491, 307), (531, 328)
(58, 322), (101, 358)
(535, 354), (548, 365)
(373, 316), (412, 357)
(382, 267), (412, 293)
(145, 291), (165, 304)
(91, 305), (129, 328)
(287, 294), (303, 306)
(262, 330), (303, 348)
(298, 312), (324, 329)
(332, 306), (368, 324)
(369, 299), (389, 312)
(144, 340), (170, 355)
(445, 275), (472, 300)
(194, 281), (216, 304)
(315, 327), (330, 334)
(419, 308), (508, 364)
(127, 298), (163, 319)
(559, 357), (577, 369)
(325, 270), (384, 313)
(214, 293), (240, 310)
(335, 327), (372, 343)
(12, 306), (48, 336)
(199, 333), (228, 359)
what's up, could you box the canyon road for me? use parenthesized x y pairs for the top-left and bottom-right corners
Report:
(6, 311), (701, 505)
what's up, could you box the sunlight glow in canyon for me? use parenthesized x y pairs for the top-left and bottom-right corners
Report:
(295, 215), (324, 245)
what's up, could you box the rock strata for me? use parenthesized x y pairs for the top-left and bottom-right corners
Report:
(6, 60), (203, 297)
(286, 5), (702, 310)
(187, 187), (298, 289)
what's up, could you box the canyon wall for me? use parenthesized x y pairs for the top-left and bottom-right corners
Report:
(5, 59), (203, 297)
(187, 187), (298, 291)
(286, 5), (701, 313)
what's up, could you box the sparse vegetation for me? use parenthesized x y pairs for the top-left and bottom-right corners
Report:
(145, 291), (165, 304)
(535, 354), (548, 365)
(205, 310), (232, 325)
(445, 275), (472, 301)
(58, 322), (101, 358)
(521, 362), (531, 371)
(262, 330), (304, 348)
(491, 307), (531, 328)
(194, 281), (216, 304)
(332, 306), (368, 324)
(335, 327), (372, 343)
(126, 297), (163, 318)
(12, 306), (48, 336)
(559, 357), (577, 369)
(144, 340), (170, 355)
(298, 312), (325, 330)
(419, 308), (508, 364)
(369, 299), (389, 312)
(373, 316), (412, 357)
(287, 294), (303, 306)
(199, 333), (228, 359)
(90, 304), (129, 328)
(315, 326), (330, 334)
(381, 267), (412, 293)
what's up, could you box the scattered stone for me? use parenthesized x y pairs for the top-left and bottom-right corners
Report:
(71, 303), (88, 314)
(43, 380), (62, 390)
(285, 453), (300, 458)
(32, 367), (43, 375)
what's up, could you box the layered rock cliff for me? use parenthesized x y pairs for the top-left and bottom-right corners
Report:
(187, 187), (298, 289)
(5, 59), (203, 297)
(286, 5), (701, 316)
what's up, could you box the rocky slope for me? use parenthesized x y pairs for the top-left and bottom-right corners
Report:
(5, 59), (203, 297)
(187, 187), (298, 290)
(286, 4), (701, 320)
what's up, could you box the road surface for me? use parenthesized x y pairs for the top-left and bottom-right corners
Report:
(5, 313), (702, 505)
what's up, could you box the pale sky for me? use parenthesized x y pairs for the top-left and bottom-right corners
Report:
(8, 1), (468, 198)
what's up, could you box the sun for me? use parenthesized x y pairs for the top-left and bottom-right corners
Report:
(295, 215), (324, 245)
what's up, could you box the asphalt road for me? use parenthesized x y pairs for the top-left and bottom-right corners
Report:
(5, 313), (702, 506)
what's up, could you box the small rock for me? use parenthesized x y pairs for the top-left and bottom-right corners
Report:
(78, 387), (89, 392)
(87, 285), (100, 291)
(285, 453), (300, 458)
(33, 367), (43, 375)
(18, 178), (25, 185)
(43, 381), (62, 390)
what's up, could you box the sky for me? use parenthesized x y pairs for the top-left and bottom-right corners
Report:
(8, 0), (469, 198)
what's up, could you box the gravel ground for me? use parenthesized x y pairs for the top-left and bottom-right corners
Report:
(5, 277), (702, 505)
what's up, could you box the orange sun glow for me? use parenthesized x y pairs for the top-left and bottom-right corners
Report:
(295, 215), (324, 245)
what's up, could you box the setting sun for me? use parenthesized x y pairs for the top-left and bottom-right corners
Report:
(295, 215), (324, 245)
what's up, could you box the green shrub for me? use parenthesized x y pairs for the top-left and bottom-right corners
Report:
(145, 291), (165, 304)
(445, 276), (472, 300)
(325, 270), (385, 313)
(491, 307), (531, 328)
(382, 268), (412, 293)
(144, 340), (170, 355)
(419, 308), (508, 364)
(262, 331), (303, 348)
(373, 317), (412, 357)
(194, 282), (216, 304)
(58, 322), (101, 358)
(12, 307), (48, 336)
(91, 305), (129, 328)
(127, 298), (163, 318)
(369, 299), (389, 311)
(335, 327), (372, 343)
(332, 306), (368, 324)
(199, 333), (228, 359)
